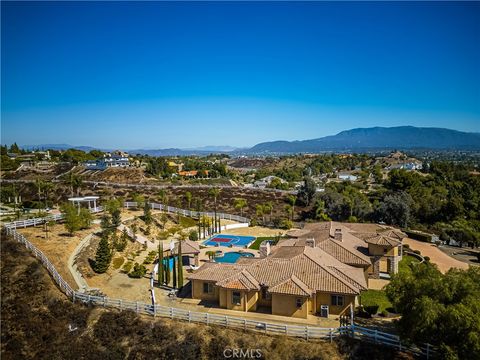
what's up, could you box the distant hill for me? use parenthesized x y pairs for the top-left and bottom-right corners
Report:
(247, 126), (480, 154)
(21, 144), (100, 152)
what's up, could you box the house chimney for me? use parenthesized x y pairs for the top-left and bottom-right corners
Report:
(305, 238), (316, 248)
(259, 241), (271, 258)
(334, 229), (343, 241)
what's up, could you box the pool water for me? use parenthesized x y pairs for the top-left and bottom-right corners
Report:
(215, 252), (254, 263)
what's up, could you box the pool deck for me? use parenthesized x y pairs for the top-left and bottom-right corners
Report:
(198, 245), (260, 264)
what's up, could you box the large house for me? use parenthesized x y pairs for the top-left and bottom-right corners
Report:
(85, 151), (130, 170)
(188, 222), (405, 319)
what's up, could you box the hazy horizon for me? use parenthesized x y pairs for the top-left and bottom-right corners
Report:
(2, 2), (479, 148)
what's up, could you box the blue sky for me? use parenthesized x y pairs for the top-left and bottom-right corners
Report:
(2, 1), (479, 149)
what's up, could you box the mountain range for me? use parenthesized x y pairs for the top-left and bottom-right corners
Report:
(21, 126), (480, 155)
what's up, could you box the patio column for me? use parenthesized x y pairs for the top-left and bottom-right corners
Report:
(94, 198), (97, 210)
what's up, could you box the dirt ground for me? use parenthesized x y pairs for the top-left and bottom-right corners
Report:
(403, 238), (469, 273)
(18, 222), (100, 288)
(223, 226), (289, 237)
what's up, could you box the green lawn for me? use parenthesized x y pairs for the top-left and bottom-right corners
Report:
(398, 254), (420, 275)
(248, 236), (279, 250)
(360, 289), (393, 314)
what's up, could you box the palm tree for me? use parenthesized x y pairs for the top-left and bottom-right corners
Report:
(287, 195), (297, 220)
(285, 204), (293, 221)
(209, 188), (221, 232)
(265, 201), (274, 223)
(233, 198), (247, 217)
(185, 191), (192, 210)
(35, 178), (45, 206)
(256, 204), (265, 225)
(43, 182), (55, 209)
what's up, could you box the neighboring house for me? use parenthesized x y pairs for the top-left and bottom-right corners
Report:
(253, 175), (286, 189)
(189, 244), (367, 319)
(338, 174), (358, 182)
(85, 151), (130, 170)
(388, 162), (423, 171)
(178, 170), (209, 177)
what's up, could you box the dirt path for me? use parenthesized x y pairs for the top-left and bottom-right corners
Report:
(403, 238), (469, 273)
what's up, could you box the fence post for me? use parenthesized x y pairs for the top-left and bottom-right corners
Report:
(244, 319), (247, 331)
(104, 297), (107, 307)
(188, 311), (191, 323)
(426, 343), (430, 360)
(285, 325), (288, 336)
(170, 307), (173, 319)
(330, 328), (333, 343)
(305, 326), (309, 340)
(374, 329), (378, 344)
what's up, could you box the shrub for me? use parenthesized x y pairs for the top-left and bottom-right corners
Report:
(112, 257), (124, 270)
(424, 256), (430, 262)
(279, 219), (293, 230)
(188, 230), (198, 241)
(122, 261), (133, 273)
(413, 250), (421, 255)
(381, 309), (389, 317)
(403, 244), (410, 249)
(128, 263), (147, 278)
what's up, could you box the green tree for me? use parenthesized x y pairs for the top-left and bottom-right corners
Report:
(209, 188), (221, 232)
(297, 177), (316, 206)
(386, 264), (480, 359)
(60, 203), (82, 235)
(158, 241), (164, 286)
(143, 201), (153, 225)
(177, 240), (184, 288)
(233, 198), (247, 217)
(111, 208), (122, 228)
(185, 191), (192, 209)
(93, 232), (112, 273)
(100, 214), (112, 234)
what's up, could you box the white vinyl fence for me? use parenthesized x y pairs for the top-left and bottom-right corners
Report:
(2, 224), (435, 358)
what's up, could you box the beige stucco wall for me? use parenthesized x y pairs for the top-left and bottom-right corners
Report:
(191, 280), (219, 302)
(369, 244), (398, 256)
(271, 294), (309, 318)
(316, 292), (356, 315)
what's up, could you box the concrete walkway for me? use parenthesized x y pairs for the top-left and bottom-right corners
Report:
(68, 233), (94, 292)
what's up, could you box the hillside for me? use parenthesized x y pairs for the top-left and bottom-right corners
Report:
(0, 235), (411, 360)
(248, 126), (480, 153)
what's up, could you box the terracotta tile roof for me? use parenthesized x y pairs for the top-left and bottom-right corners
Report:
(189, 245), (367, 296)
(172, 240), (200, 255)
(217, 269), (261, 290)
(357, 231), (403, 247)
(269, 275), (312, 297)
(317, 238), (371, 266)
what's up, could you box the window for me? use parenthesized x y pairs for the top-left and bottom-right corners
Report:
(331, 295), (344, 306)
(232, 291), (241, 305)
(296, 298), (303, 308)
(383, 248), (388, 254)
(203, 282), (213, 294)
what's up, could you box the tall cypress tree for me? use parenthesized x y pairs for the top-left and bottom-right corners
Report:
(172, 255), (177, 289)
(177, 240), (184, 288)
(158, 241), (164, 286)
(94, 232), (111, 273)
(164, 261), (170, 286)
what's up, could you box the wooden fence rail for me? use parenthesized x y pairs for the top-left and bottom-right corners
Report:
(3, 224), (434, 358)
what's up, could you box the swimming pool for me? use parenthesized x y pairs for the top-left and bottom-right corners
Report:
(214, 251), (255, 263)
(203, 234), (255, 248)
